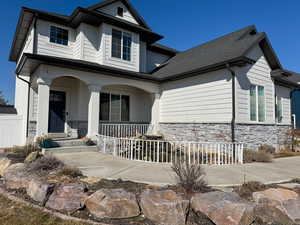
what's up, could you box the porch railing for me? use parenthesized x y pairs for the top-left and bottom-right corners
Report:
(99, 123), (151, 138)
(97, 135), (244, 165)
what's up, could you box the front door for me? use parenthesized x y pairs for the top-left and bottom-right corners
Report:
(48, 90), (66, 133)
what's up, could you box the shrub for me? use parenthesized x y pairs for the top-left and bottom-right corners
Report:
(243, 149), (273, 163)
(57, 167), (83, 178)
(5, 144), (40, 158)
(258, 144), (275, 154)
(27, 155), (65, 174)
(171, 160), (209, 194)
(234, 181), (267, 200)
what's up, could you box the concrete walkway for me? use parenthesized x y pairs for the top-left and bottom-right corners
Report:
(53, 151), (300, 187)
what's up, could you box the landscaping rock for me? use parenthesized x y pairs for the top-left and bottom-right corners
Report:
(191, 191), (255, 225)
(0, 157), (12, 177)
(24, 151), (40, 164)
(85, 188), (140, 219)
(253, 188), (300, 224)
(46, 183), (87, 213)
(80, 176), (102, 185)
(140, 189), (189, 225)
(278, 183), (300, 191)
(3, 163), (34, 189)
(27, 179), (54, 204)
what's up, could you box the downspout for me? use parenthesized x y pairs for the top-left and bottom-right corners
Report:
(16, 14), (37, 138)
(226, 64), (236, 143)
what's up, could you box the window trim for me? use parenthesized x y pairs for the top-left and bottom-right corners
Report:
(111, 28), (132, 62)
(100, 92), (130, 122)
(49, 25), (69, 46)
(249, 84), (266, 122)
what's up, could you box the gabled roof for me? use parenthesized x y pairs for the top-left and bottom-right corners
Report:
(152, 26), (282, 79)
(87, 0), (151, 30)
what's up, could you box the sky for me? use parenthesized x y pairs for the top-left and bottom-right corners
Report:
(1, 0), (300, 104)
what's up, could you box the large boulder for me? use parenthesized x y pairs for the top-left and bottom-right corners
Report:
(24, 151), (40, 164)
(0, 157), (12, 177)
(26, 178), (54, 205)
(85, 188), (140, 219)
(3, 163), (34, 189)
(253, 188), (300, 224)
(140, 189), (189, 225)
(46, 183), (87, 213)
(191, 191), (255, 225)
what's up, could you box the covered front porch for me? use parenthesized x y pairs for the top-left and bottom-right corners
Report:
(28, 65), (160, 139)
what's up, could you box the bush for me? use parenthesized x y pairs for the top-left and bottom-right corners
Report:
(258, 144), (275, 154)
(234, 181), (267, 200)
(57, 167), (83, 178)
(27, 155), (65, 174)
(5, 144), (40, 158)
(243, 149), (273, 163)
(171, 160), (209, 194)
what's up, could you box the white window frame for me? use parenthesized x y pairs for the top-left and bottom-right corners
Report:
(111, 28), (132, 62)
(49, 25), (69, 46)
(249, 85), (266, 122)
(100, 92), (130, 122)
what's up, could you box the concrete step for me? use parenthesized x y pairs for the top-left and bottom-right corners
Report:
(48, 133), (69, 139)
(52, 139), (86, 147)
(43, 146), (99, 155)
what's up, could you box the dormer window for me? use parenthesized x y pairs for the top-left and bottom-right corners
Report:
(111, 29), (132, 61)
(117, 7), (124, 17)
(50, 26), (68, 46)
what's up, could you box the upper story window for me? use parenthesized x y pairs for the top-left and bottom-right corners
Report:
(111, 29), (132, 61)
(250, 85), (265, 122)
(117, 7), (124, 17)
(275, 95), (283, 123)
(50, 26), (68, 46)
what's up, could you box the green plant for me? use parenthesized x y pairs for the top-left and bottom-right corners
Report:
(27, 155), (65, 174)
(243, 149), (273, 163)
(171, 160), (209, 194)
(57, 167), (83, 178)
(36, 135), (55, 148)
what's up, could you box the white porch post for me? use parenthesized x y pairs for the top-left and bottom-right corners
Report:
(151, 93), (161, 135)
(87, 85), (102, 138)
(36, 78), (51, 137)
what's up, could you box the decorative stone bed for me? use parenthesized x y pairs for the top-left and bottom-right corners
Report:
(0, 155), (300, 225)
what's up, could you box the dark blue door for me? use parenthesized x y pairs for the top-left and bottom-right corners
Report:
(48, 91), (66, 133)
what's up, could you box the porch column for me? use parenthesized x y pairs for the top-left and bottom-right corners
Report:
(87, 85), (102, 138)
(36, 78), (51, 137)
(151, 93), (161, 135)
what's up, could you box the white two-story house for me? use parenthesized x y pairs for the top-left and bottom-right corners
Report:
(9, 0), (300, 149)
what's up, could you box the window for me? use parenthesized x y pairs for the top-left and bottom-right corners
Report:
(275, 96), (283, 123)
(111, 29), (132, 61)
(250, 85), (265, 122)
(117, 7), (124, 17)
(50, 26), (68, 46)
(100, 93), (130, 121)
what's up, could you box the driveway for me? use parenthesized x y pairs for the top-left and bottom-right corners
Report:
(52, 151), (300, 187)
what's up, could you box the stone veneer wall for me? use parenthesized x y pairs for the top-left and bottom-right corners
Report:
(159, 123), (291, 150)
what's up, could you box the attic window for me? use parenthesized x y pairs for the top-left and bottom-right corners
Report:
(117, 7), (124, 17)
(249, 30), (257, 35)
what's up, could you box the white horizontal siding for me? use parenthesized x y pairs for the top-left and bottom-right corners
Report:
(276, 85), (291, 125)
(17, 23), (34, 65)
(37, 20), (75, 59)
(96, 1), (139, 25)
(146, 50), (170, 72)
(160, 69), (232, 123)
(236, 46), (275, 124)
(73, 28), (82, 59)
(101, 23), (140, 72)
(81, 24), (99, 63)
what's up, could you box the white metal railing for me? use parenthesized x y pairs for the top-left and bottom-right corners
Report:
(99, 123), (151, 138)
(97, 135), (244, 165)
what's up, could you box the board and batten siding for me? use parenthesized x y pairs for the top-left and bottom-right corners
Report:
(160, 69), (232, 123)
(37, 20), (76, 59)
(236, 46), (275, 124)
(96, 1), (139, 25)
(276, 85), (292, 125)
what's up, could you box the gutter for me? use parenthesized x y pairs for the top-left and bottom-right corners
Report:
(226, 64), (236, 143)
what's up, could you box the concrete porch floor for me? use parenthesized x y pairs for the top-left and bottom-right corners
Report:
(52, 151), (300, 187)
